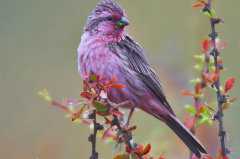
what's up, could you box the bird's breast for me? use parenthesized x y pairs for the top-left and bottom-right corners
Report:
(77, 35), (122, 81)
(77, 34), (146, 108)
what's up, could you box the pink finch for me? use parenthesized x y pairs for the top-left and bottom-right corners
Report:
(77, 0), (207, 157)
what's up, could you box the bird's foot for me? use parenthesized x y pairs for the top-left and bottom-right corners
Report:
(125, 107), (135, 127)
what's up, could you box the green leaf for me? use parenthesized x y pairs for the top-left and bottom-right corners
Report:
(190, 78), (201, 84)
(90, 74), (98, 82)
(209, 66), (216, 72)
(209, 56), (215, 64)
(210, 9), (217, 17)
(197, 113), (213, 125)
(197, 115), (210, 125)
(93, 101), (109, 114)
(208, 56), (216, 72)
(185, 105), (196, 116)
(203, 10), (212, 18)
(194, 54), (205, 63)
(194, 64), (204, 71)
(202, 8), (216, 18)
(38, 89), (52, 102)
(197, 107), (213, 126)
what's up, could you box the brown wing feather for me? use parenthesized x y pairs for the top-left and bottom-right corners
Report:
(109, 35), (175, 115)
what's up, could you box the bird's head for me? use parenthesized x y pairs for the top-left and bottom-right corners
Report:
(85, 0), (129, 39)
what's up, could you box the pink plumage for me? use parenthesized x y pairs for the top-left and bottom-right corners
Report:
(77, 0), (207, 157)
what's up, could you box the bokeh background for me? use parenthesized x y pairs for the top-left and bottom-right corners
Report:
(0, 0), (239, 158)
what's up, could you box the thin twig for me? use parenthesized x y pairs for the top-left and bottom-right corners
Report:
(207, 0), (228, 157)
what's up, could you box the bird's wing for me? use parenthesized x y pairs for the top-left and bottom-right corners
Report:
(108, 35), (175, 115)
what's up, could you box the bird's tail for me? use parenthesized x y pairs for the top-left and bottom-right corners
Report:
(164, 114), (207, 158)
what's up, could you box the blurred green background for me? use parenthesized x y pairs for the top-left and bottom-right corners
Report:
(0, 0), (239, 158)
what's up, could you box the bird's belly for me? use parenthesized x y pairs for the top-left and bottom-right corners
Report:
(105, 67), (148, 109)
(78, 46), (147, 109)
(84, 61), (141, 108)
(99, 64), (136, 106)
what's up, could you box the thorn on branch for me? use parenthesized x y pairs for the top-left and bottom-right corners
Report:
(209, 32), (218, 39)
(212, 18), (224, 24)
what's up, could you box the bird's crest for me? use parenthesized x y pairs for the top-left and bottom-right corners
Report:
(85, 0), (125, 32)
(93, 0), (124, 17)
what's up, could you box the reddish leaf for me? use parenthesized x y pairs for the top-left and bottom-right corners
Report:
(133, 144), (152, 157)
(191, 154), (199, 159)
(202, 72), (219, 84)
(202, 39), (211, 53)
(141, 144), (151, 156)
(51, 100), (70, 113)
(181, 90), (195, 97)
(80, 91), (92, 100)
(212, 73), (220, 82)
(198, 105), (206, 113)
(134, 144), (144, 156)
(112, 109), (124, 117)
(224, 77), (235, 93)
(125, 145), (132, 153)
(192, 3), (204, 8)
(159, 155), (166, 159)
(184, 116), (196, 130)
(202, 154), (213, 159)
(113, 154), (129, 159)
(110, 84), (126, 89)
(192, 0), (206, 8)
(195, 83), (203, 94)
(71, 107), (85, 121)
(105, 76), (118, 86)
(104, 117), (112, 125)
(216, 149), (230, 159)
(103, 76), (125, 90)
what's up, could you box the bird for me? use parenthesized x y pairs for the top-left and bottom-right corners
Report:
(77, 0), (207, 157)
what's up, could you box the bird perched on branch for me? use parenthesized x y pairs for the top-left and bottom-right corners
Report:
(77, 0), (207, 157)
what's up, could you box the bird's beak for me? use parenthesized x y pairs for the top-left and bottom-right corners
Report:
(119, 16), (129, 26)
(116, 16), (129, 29)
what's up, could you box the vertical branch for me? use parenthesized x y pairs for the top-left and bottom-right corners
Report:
(89, 110), (100, 159)
(207, 0), (228, 157)
(188, 0), (233, 158)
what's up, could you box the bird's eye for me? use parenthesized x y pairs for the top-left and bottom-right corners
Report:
(105, 15), (129, 28)
(112, 14), (121, 21)
(106, 15), (120, 21)
(106, 16), (114, 21)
